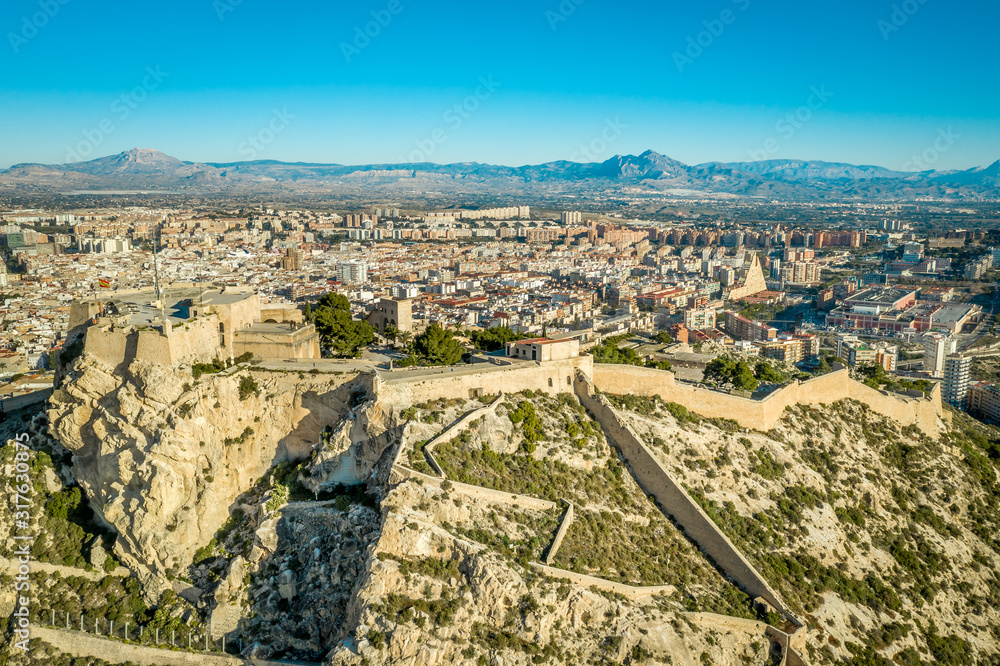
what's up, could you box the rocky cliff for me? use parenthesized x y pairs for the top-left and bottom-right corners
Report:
(46, 353), (372, 594)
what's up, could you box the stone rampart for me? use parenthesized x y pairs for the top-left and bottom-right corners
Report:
(380, 357), (592, 407)
(82, 317), (222, 372)
(393, 465), (558, 512)
(530, 563), (675, 600)
(423, 393), (505, 479)
(544, 501), (574, 566)
(1, 388), (54, 414)
(592, 365), (941, 434)
(575, 375), (792, 618)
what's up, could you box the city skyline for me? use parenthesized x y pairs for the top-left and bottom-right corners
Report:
(2, 0), (998, 170)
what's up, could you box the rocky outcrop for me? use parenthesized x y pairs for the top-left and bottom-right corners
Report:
(307, 395), (401, 492)
(241, 502), (382, 661)
(323, 481), (774, 666)
(47, 353), (371, 593)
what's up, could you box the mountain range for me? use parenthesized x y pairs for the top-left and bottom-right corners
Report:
(2, 148), (999, 201)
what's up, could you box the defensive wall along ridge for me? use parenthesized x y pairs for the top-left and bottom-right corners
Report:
(590, 364), (943, 435)
(379, 361), (806, 662)
(574, 374), (808, 663)
(376, 356), (593, 407)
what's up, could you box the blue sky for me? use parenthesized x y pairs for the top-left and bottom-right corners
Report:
(1, 0), (997, 170)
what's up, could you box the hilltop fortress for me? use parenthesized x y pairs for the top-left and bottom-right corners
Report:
(67, 285), (320, 371)
(43, 291), (959, 666)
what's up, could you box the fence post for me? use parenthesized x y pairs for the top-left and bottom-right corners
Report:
(110, 620), (113, 638)
(125, 622), (129, 641)
(80, 614), (83, 632)
(51, 609), (54, 625)
(66, 612), (69, 629)
(172, 628), (175, 646)
(156, 628), (159, 645)
(222, 635), (225, 653)
(95, 618), (99, 634)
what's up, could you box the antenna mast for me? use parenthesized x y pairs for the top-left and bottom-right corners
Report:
(153, 224), (165, 321)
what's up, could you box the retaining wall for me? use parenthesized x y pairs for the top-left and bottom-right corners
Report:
(422, 393), (505, 479)
(592, 365), (941, 434)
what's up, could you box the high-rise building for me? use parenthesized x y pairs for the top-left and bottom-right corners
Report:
(924, 333), (957, 378)
(968, 382), (1000, 424)
(280, 248), (302, 271)
(943, 353), (972, 410)
(560, 211), (582, 225)
(336, 260), (368, 285)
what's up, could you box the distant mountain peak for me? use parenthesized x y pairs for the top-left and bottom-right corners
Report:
(2, 149), (999, 201)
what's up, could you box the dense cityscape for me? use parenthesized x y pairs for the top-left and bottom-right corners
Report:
(2, 198), (999, 425)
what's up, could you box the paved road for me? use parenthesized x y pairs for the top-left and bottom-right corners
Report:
(33, 626), (318, 666)
(0, 556), (128, 582)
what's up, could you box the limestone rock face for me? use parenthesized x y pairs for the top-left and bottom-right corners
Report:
(307, 395), (400, 491)
(323, 482), (773, 666)
(47, 353), (370, 589)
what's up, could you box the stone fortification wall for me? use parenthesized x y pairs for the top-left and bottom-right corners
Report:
(232, 325), (320, 360)
(422, 394), (505, 478)
(0, 388), (54, 414)
(81, 317), (222, 372)
(529, 563), (675, 600)
(543, 501), (574, 566)
(592, 365), (941, 434)
(380, 357), (592, 407)
(259, 303), (303, 324)
(575, 375), (793, 618)
(393, 466), (557, 512)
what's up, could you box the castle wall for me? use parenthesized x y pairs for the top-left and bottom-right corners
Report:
(82, 326), (131, 372)
(259, 304), (303, 324)
(161, 317), (224, 366)
(592, 365), (941, 434)
(233, 326), (320, 360)
(529, 563), (675, 600)
(379, 357), (593, 407)
(82, 317), (222, 372)
(212, 292), (261, 355)
(1, 388), (54, 414)
(574, 376), (794, 618)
